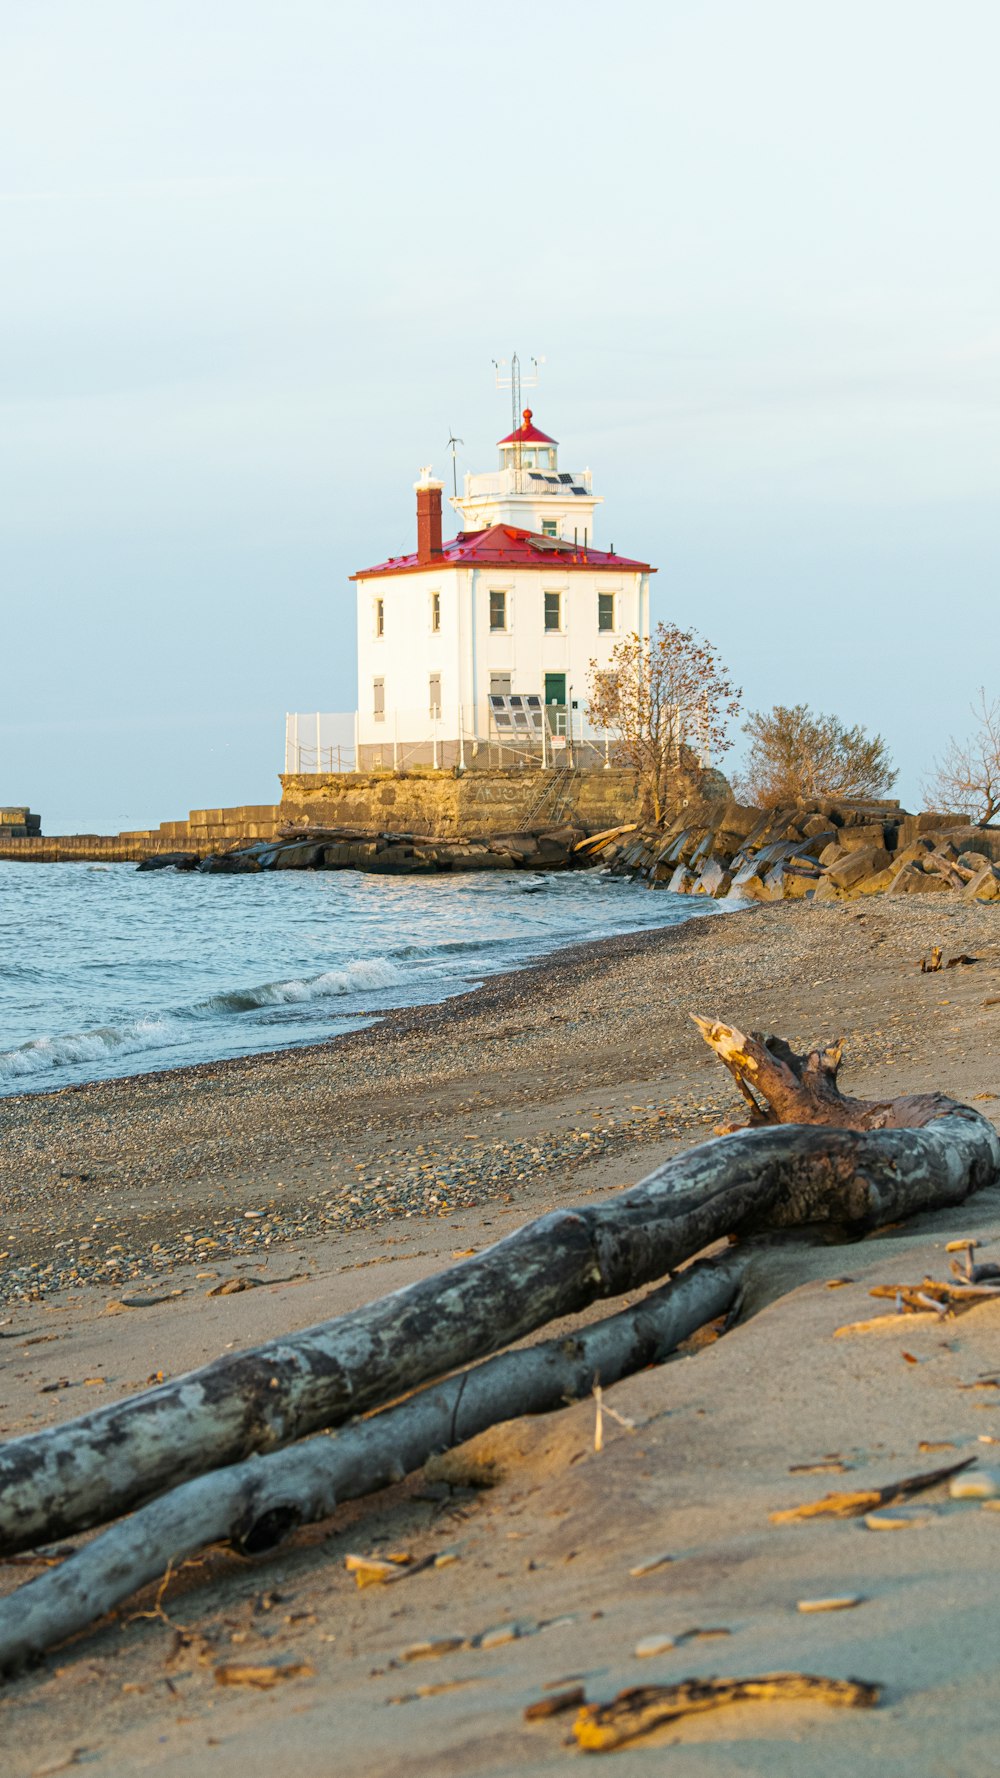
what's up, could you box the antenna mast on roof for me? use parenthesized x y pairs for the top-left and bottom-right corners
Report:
(492, 353), (542, 493)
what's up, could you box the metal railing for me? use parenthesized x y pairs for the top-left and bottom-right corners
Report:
(284, 706), (618, 775)
(284, 713), (358, 775)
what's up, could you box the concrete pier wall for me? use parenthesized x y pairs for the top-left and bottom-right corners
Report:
(0, 768), (651, 861)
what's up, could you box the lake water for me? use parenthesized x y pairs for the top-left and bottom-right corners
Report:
(0, 861), (718, 1096)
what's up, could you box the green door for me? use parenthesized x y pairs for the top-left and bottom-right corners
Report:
(544, 673), (566, 706)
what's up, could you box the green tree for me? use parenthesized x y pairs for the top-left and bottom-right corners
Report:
(734, 704), (897, 806)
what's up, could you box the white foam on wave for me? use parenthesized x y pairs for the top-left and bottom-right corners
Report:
(0, 957), (403, 1081)
(0, 1016), (177, 1080)
(195, 956), (401, 1014)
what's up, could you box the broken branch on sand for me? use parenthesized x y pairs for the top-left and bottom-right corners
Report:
(571, 1672), (881, 1751)
(770, 1456), (974, 1523)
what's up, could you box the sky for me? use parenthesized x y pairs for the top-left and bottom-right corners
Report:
(2, 0), (998, 832)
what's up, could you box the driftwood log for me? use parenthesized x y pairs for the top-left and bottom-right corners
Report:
(0, 1253), (745, 1675)
(691, 1017), (960, 1131)
(0, 1022), (995, 1563)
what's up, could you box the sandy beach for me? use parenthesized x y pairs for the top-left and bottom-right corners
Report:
(2, 896), (1000, 1775)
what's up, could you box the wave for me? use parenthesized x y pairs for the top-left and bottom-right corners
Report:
(191, 957), (401, 1015)
(0, 1016), (179, 1080)
(0, 957), (402, 1081)
(387, 935), (523, 961)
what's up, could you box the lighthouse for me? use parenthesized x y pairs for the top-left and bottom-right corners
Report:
(350, 410), (654, 769)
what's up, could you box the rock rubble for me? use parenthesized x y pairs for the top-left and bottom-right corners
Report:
(138, 825), (588, 876)
(583, 798), (1000, 904)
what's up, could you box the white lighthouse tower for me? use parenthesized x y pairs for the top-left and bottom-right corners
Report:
(450, 408), (603, 549)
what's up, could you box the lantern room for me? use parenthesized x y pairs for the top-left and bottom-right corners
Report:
(497, 409), (559, 473)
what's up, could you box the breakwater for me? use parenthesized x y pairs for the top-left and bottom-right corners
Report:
(0, 767), (649, 863)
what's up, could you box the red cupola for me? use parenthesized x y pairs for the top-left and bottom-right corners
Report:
(497, 408), (558, 447)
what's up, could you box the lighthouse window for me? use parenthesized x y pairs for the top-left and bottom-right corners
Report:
(541, 519), (559, 539)
(489, 590), (507, 631)
(598, 592), (616, 632)
(544, 591), (562, 632)
(431, 591), (441, 633)
(373, 677), (385, 721)
(375, 597), (384, 638)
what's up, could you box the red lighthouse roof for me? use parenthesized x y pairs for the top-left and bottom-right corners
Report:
(352, 525), (654, 581)
(497, 408), (558, 447)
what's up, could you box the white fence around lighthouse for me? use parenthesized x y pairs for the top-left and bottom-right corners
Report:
(284, 704), (618, 775)
(284, 713), (360, 775)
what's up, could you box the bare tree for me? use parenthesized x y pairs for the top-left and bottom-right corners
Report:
(923, 690), (1000, 827)
(733, 704), (897, 807)
(587, 624), (741, 825)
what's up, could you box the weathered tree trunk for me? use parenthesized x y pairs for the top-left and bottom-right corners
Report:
(690, 1016), (959, 1131)
(0, 1030), (995, 1560)
(0, 1254), (745, 1676)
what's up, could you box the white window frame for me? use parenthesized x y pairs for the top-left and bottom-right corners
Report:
(430, 590), (441, 634)
(488, 587), (509, 633)
(374, 596), (385, 639)
(543, 588), (564, 634)
(597, 589), (617, 634)
(541, 518), (559, 539)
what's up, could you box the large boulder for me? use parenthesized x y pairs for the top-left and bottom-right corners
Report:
(780, 865), (823, 899)
(196, 849), (261, 874)
(897, 812), (969, 847)
(825, 846), (891, 890)
(837, 823), (892, 853)
(892, 838), (936, 870)
(728, 871), (768, 900)
(269, 843), (324, 869)
(963, 863), (1000, 901)
(852, 866), (898, 896)
(790, 832), (838, 858)
(137, 852), (198, 872)
(889, 861), (951, 895)
(489, 833), (540, 861)
(695, 856), (733, 897)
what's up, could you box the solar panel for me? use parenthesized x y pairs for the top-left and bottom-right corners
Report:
(558, 473), (573, 483)
(489, 693), (547, 735)
(571, 486), (588, 495)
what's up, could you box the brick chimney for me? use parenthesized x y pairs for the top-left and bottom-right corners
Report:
(415, 470), (444, 563)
